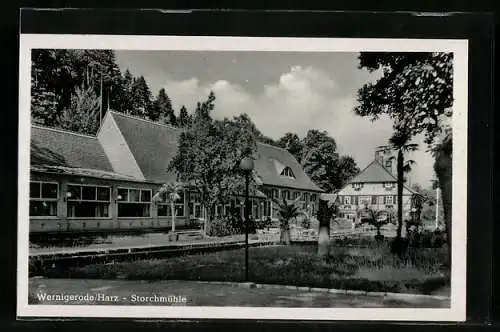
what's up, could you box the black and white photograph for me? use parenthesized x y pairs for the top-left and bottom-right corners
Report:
(17, 35), (468, 321)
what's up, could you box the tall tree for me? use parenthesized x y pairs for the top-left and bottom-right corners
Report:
(276, 133), (303, 162)
(177, 105), (191, 128)
(383, 131), (418, 240)
(115, 69), (135, 114)
(152, 88), (176, 123)
(302, 130), (360, 192)
(58, 83), (101, 135)
(168, 91), (258, 233)
(354, 52), (453, 259)
(31, 49), (124, 128)
(275, 130), (360, 193)
(129, 75), (153, 118)
(31, 49), (77, 126)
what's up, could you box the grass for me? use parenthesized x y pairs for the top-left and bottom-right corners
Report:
(44, 239), (450, 295)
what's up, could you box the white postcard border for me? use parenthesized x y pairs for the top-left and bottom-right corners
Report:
(18, 34), (468, 321)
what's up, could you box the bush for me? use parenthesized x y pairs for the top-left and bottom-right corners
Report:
(255, 216), (273, 230)
(206, 214), (259, 237)
(206, 217), (238, 237)
(300, 216), (312, 229)
(407, 228), (447, 249)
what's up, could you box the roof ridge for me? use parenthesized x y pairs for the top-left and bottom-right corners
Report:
(374, 159), (399, 181)
(31, 124), (98, 139)
(350, 159), (379, 182)
(109, 110), (183, 132)
(256, 141), (290, 153)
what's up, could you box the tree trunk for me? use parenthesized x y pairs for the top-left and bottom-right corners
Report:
(317, 199), (331, 257)
(434, 140), (452, 266)
(318, 226), (330, 256)
(280, 222), (291, 245)
(396, 149), (404, 239)
(170, 201), (175, 233)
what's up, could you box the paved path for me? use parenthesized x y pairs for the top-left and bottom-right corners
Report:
(29, 278), (450, 308)
(29, 234), (251, 256)
(29, 228), (391, 257)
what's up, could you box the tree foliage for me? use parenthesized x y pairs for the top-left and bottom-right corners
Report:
(168, 92), (258, 226)
(355, 52), (453, 145)
(355, 52), (453, 260)
(58, 83), (101, 135)
(276, 130), (360, 192)
(152, 88), (176, 124)
(177, 105), (191, 128)
(30, 49), (182, 133)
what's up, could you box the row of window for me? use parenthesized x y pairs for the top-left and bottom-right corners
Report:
(338, 195), (397, 206)
(30, 182), (174, 218)
(29, 182), (278, 219)
(265, 188), (318, 202)
(352, 182), (396, 190)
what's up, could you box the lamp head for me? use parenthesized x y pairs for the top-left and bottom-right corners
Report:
(239, 157), (254, 172)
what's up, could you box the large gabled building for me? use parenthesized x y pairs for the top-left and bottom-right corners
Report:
(336, 149), (418, 221)
(29, 111), (323, 234)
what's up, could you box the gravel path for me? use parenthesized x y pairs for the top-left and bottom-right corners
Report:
(29, 278), (450, 308)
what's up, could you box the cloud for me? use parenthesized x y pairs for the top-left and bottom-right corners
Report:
(161, 66), (435, 187)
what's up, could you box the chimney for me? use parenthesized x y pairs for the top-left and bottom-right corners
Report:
(375, 150), (384, 165)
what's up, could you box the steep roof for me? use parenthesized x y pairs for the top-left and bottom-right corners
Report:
(344, 159), (417, 194)
(348, 159), (398, 184)
(254, 143), (323, 192)
(109, 111), (181, 183)
(109, 111), (323, 192)
(31, 125), (114, 172)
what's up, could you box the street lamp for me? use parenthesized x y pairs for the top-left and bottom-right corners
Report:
(239, 156), (254, 282)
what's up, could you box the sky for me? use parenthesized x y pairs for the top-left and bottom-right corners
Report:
(115, 50), (436, 188)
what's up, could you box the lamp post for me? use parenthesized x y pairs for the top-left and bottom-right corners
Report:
(239, 156), (254, 282)
(435, 187), (441, 230)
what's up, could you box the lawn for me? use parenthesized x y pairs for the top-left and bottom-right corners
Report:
(48, 239), (450, 295)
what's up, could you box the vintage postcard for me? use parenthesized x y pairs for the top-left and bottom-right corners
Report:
(17, 34), (468, 321)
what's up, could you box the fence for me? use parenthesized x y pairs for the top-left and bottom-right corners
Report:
(255, 224), (385, 242)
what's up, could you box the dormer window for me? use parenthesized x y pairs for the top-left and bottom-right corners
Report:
(383, 182), (395, 190)
(280, 167), (295, 178)
(385, 160), (392, 168)
(352, 183), (363, 191)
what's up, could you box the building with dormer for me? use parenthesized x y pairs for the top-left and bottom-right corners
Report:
(335, 148), (417, 221)
(28, 111), (323, 234)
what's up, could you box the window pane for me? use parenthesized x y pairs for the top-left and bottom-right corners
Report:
(67, 185), (81, 200)
(30, 182), (41, 198)
(175, 204), (184, 217)
(67, 202), (110, 218)
(176, 191), (184, 203)
(82, 186), (96, 200)
(30, 201), (57, 216)
(140, 190), (151, 202)
(118, 203), (150, 217)
(97, 187), (110, 201)
(194, 205), (202, 218)
(117, 188), (128, 201)
(158, 204), (169, 217)
(41, 183), (58, 199)
(129, 189), (140, 202)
